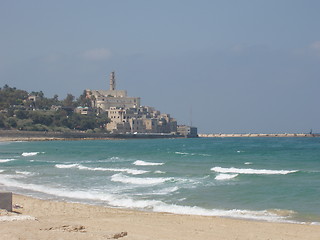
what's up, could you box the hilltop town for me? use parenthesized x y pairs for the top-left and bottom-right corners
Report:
(0, 72), (197, 138)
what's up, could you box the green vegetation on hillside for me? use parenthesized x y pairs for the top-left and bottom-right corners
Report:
(0, 85), (109, 132)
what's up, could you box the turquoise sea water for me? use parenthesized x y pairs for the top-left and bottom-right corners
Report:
(0, 137), (319, 223)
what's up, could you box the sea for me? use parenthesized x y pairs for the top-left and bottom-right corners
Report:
(0, 137), (320, 224)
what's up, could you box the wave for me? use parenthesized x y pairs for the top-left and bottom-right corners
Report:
(154, 186), (179, 195)
(134, 186), (179, 196)
(21, 152), (41, 157)
(175, 152), (210, 157)
(211, 167), (298, 175)
(0, 159), (16, 163)
(55, 164), (79, 169)
(133, 160), (164, 166)
(111, 173), (173, 185)
(55, 164), (148, 175)
(0, 175), (301, 223)
(154, 170), (166, 174)
(175, 152), (188, 155)
(0, 170), (3, 173)
(15, 171), (36, 176)
(244, 162), (252, 165)
(215, 173), (238, 180)
(199, 153), (211, 156)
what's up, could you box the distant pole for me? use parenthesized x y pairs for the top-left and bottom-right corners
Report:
(110, 71), (116, 90)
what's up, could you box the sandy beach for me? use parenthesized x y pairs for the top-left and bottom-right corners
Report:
(0, 194), (319, 240)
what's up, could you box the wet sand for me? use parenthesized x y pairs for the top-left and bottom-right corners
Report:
(0, 194), (320, 240)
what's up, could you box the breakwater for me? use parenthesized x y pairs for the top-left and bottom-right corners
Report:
(199, 133), (319, 138)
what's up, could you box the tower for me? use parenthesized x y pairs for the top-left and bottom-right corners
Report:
(110, 71), (116, 90)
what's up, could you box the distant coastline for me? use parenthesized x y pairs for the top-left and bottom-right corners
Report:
(0, 129), (182, 142)
(1, 130), (318, 142)
(199, 133), (319, 138)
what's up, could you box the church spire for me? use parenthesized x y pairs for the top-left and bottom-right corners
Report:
(110, 71), (116, 90)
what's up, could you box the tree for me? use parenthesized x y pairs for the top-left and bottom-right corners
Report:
(76, 90), (92, 107)
(15, 110), (29, 119)
(29, 111), (53, 126)
(63, 94), (75, 107)
(7, 117), (17, 128)
(0, 115), (6, 128)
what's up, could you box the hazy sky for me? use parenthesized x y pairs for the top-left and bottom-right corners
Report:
(1, 1), (320, 133)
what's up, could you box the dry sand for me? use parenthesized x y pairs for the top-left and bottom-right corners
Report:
(0, 194), (319, 240)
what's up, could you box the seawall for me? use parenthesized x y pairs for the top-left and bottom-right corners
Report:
(0, 130), (181, 141)
(199, 133), (319, 138)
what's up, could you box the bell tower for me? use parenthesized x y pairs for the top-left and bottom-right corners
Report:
(110, 71), (116, 90)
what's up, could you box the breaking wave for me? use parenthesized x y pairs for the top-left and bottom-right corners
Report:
(21, 152), (41, 157)
(15, 171), (36, 176)
(0, 159), (16, 163)
(175, 152), (191, 155)
(55, 164), (148, 175)
(133, 160), (164, 166)
(111, 173), (173, 185)
(211, 167), (298, 175)
(215, 173), (238, 180)
(134, 186), (179, 196)
(0, 175), (296, 223)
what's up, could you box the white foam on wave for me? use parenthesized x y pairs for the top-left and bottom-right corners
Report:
(55, 164), (148, 175)
(215, 173), (238, 180)
(134, 186), (179, 196)
(55, 164), (79, 169)
(111, 173), (173, 185)
(22, 152), (41, 157)
(133, 160), (164, 166)
(0, 159), (15, 163)
(0, 175), (301, 223)
(0, 170), (4, 173)
(211, 167), (298, 175)
(154, 170), (166, 174)
(199, 153), (211, 156)
(154, 186), (179, 195)
(244, 162), (252, 165)
(15, 171), (36, 176)
(175, 152), (189, 155)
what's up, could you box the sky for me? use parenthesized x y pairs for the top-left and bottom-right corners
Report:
(1, 0), (320, 134)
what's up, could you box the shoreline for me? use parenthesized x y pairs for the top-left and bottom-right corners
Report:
(1, 194), (320, 240)
(0, 130), (183, 142)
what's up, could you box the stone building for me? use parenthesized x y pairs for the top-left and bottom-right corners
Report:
(86, 72), (140, 112)
(86, 72), (178, 134)
(106, 106), (177, 134)
(177, 125), (198, 137)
